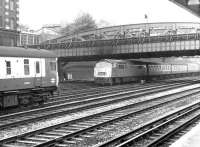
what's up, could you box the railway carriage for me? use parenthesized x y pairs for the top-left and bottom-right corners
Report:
(0, 46), (58, 108)
(146, 61), (200, 80)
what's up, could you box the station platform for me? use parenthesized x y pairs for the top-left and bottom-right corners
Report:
(170, 122), (200, 147)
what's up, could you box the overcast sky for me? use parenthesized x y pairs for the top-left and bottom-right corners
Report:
(19, 0), (200, 30)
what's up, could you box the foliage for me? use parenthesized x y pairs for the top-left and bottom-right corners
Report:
(60, 13), (97, 35)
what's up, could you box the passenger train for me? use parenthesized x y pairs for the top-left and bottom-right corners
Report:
(94, 59), (200, 85)
(0, 46), (58, 108)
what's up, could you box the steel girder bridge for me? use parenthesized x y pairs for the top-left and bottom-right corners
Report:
(30, 33), (200, 62)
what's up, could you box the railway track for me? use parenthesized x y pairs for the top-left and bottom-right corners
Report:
(49, 83), (149, 102)
(56, 78), (199, 97)
(47, 81), (187, 106)
(51, 78), (199, 102)
(0, 79), (197, 116)
(59, 81), (99, 91)
(99, 100), (200, 147)
(0, 82), (193, 131)
(0, 82), (162, 115)
(1, 83), (200, 146)
(0, 83), (150, 115)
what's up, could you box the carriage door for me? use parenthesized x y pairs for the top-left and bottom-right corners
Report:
(34, 60), (42, 87)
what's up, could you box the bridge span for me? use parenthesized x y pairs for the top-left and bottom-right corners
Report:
(31, 33), (200, 62)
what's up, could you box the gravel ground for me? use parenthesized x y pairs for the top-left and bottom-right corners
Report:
(65, 95), (200, 147)
(0, 84), (199, 141)
(59, 81), (99, 92)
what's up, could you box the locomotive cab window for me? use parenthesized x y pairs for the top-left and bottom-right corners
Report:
(36, 61), (40, 74)
(6, 61), (11, 75)
(24, 59), (30, 75)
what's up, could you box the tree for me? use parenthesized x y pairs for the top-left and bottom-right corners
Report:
(97, 20), (111, 28)
(60, 23), (74, 35)
(73, 13), (97, 33)
(19, 24), (30, 32)
(60, 13), (97, 35)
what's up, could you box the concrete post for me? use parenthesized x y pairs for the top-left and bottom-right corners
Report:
(57, 58), (65, 83)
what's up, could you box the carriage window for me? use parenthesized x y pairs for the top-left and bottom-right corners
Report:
(6, 61), (11, 75)
(50, 62), (56, 71)
(24, 59), (30, 75)
(118, 64), (125, 69)
(36, 61), (40, 73)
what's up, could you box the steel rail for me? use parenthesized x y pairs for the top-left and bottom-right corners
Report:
(0, 82), (191, 131)
(1, 84), (200, 146)
(98, 101), (200, 147)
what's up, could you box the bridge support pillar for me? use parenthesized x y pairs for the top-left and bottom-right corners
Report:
(57, 58), (65, 83)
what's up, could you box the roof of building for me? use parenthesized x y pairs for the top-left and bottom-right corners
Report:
(0, 46), (57, 58)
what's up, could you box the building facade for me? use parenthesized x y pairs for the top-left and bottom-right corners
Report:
(0, 0), (19, 46)
(37, 25), (61, 44)
(19, 25), (62, 46)
(19, 30), (40, 46)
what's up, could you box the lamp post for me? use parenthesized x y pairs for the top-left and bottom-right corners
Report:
(144, 14), (149, 36)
